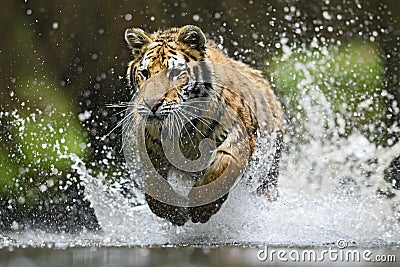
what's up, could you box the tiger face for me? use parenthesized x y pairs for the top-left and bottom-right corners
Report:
(125, 25), (210, 120)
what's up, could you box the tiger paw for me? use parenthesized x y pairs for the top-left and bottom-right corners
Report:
(145, 193), (189, 226)
(188, 193), (228, 223)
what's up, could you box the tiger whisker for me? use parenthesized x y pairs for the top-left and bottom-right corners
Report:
(121, 109), (138, 132)
(175, 110), (196, 150)
(168, 113), (177, 147)
(166, 114), (173, 139)
(182, 99), (210, 104)
(110, 106), (135, 117)
(177, 108), (205, 138)
(106, 101), (136, 108)
(105, 108), (135, 138)
(180, 108), (213, 132)
(172, 110), (185, 149)
(120, 116), (135, 153)
(180, 103), (210, 112)
(122, 112), (142, 146)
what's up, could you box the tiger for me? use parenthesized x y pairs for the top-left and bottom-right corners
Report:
(123, 25), (284, 226)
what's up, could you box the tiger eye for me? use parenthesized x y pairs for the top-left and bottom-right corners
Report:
(139, 69), (149, 80)
(169, 69), (182, 80)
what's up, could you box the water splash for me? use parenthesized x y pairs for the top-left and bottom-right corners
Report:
(63, 80), (400, 247)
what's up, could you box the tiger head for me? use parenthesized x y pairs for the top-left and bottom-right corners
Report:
(124, 25), (212, 120)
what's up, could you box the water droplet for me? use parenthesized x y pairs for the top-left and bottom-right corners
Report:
(11, 221), (20, 231)
(79, 110), (91, 121)
(124, 14), (132, 21)
(322, 11), (332, 20)
(52, 21), (59, 30)
(192, 14), (200, 22)
(26, 9), (32, 16)
(18, 197), (26, 204)
(47, 179), (55, 186)
(39, 184), (48, 192)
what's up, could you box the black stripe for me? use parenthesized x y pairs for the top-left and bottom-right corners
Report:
(145, 129), (162, 146)
(198, 50), (205, 58)
(199, 61), (212, 83)
(218, 89), (227, 103)
(161, 53), (166, 64)
(237, 106), (244, 123)
(182, 50), (200, 61)
(202, 83), (213, 97)
(127, 65), (133, 87)
(129, 66), (136, 89)
(240, 98), (247, 114)
(183, 54), (191, 62)
(187, 82), (201, 96)
(192, 65), (200, 81)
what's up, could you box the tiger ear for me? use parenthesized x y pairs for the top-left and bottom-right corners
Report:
(177, 25), (206, 50)
(125, 28), (152, 53)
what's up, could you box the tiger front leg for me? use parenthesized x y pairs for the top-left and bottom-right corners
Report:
(145, 173), (189, 226)
(187, 132), (251, 223)
(145, 193), (189, 226)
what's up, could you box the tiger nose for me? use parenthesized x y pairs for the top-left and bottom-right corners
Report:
(145, 99), (164, 113)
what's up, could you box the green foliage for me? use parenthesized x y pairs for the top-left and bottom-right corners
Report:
(12, 111), (88, 173)
(1, 79), (89, 202)
(268, 41), (388, 144)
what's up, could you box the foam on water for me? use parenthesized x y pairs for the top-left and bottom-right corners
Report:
(73, 139), (399, 247)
